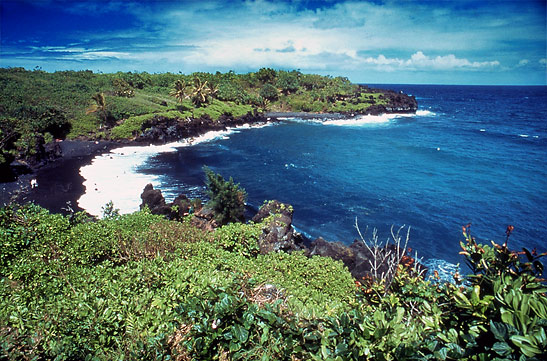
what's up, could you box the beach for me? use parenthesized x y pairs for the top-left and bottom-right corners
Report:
(0, 140), (117, 213)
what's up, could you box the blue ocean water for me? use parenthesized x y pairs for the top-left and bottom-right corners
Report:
(138, 85), (547, 269)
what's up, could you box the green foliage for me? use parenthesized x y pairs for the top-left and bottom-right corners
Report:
(1, 202), (545, 360)
(217, 81), (249, 104)
(188, 77), (215, 107)
(214, 222), (261, 257)
(86, 92), (111, 126)
(259, 83), (279, 101)
(175, 279), (309, 360)
(255, 67), (277, 84)
(446, 225), (547, 359)
(112, 77), (135, 97)
(169, 79), (188, 103)
(0, 67), (394, 168)
(275, 70), (300, 95)
(0, 203), (70, 272)
(204, 167), (247, 225)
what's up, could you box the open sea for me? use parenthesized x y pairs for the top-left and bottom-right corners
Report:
(78, 85), (547, 276)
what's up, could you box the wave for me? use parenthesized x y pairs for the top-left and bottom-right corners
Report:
(322, 109), (437, 127)
(416, 109), (436, 116)
(323, 113), (402, 126)
(77, 125), (266, 217)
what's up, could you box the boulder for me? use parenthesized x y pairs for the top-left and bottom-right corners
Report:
(140, 184), (191, 220)
(308, 237), (356, 271)
(253, 200), (300, 254)
(308, 237), (417, 280)
(190, 207), (218, 232)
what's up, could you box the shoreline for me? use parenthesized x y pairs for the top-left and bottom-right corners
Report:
(0, 110), (411, 215)
(0, 140), (119, 213)
(0, 113), (282, 213)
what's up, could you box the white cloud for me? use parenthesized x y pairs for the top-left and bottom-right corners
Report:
(404, 52), (500, 70)
(6, 0), (544, 83)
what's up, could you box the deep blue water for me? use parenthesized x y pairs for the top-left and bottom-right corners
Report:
(138, 85), (547, 269)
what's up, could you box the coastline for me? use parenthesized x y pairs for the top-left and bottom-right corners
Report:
(0, 113), (282, 214)
(1, 140), (118, 213)
(0, 110), (413, 215)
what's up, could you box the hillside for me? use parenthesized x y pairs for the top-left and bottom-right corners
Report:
(0, 68), (416, 181)
(1, 193), (545, 360)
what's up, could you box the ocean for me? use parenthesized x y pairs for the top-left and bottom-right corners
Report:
(78, 85), (547, 276)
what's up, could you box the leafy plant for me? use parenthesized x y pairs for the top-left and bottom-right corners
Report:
(204, 166), (247, 225)
(86, 92), (111, 126)
(170, 79), (188, 103)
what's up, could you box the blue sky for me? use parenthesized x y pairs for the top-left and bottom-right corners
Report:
(1, 0), (545, 85)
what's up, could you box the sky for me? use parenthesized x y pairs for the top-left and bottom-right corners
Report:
(1, 0), (546, 85)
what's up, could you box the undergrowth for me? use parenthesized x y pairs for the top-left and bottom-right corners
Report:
(1, 204), (545, 360)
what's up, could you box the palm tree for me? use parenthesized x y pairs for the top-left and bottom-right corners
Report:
(169, 79), (188, 103)
(189, 77), (212, 107)
(86, 92), (109, 126)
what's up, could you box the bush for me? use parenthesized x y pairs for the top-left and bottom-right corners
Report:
(204, 167), (247, 225)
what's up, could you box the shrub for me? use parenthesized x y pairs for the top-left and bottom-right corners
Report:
(203, 167), (247, 225)
(213, 222), (261, 257)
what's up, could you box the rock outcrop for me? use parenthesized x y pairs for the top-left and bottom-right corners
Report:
(138, 186), (422, 280)
(252, 200), (306, 254)
(363, 88), (418, 115)
(190, 207), (218, 232)
(140, 184), (192, 220)
(136, 111), (272, 145)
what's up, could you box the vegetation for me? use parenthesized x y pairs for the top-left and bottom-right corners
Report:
(0, 197), (545, 360)
(204, 166), (247, 225)
(0, 67), (393, 178)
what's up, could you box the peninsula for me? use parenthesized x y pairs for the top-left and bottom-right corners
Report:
(0, 67), (417, 183)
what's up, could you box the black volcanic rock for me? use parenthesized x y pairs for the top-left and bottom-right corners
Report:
(253, 200), (303, 254)
(140, 183), (191, 220)
(136, 111), (271, 145)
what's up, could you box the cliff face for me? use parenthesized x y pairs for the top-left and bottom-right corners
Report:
(363, 87), (418, 115)
(134, 111), (274, 145)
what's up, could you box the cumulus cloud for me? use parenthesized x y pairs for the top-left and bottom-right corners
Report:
(405, 52), (500, 70)
(2, 0), (545, 83)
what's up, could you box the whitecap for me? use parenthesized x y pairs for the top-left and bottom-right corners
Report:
(518, 134), (529, 138)
(323, 113), (399, 126)
(415, 109), (436, 116)
(479, 129), (486, 132)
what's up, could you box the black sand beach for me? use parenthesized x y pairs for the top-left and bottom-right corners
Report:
(1, 140), (118, 213)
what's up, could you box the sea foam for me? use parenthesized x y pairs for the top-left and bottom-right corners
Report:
(323, 113), (402, 126)
(323, 109), (434, 127)
(77, 127), (253, 217)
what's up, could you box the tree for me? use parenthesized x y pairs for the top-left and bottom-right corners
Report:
(189, 77), (214, 107)
(256, 67), (277, 84)
(169, 79), (188, 103)
(276, 71), (300, 95)
(204, 167), (247, 225)
(86, 92), (109, 126)
(112, 78), (134, 97)
(259, 83), (279, 101)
